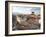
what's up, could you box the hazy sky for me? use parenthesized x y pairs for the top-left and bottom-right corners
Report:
(12, 6), (40, 15)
